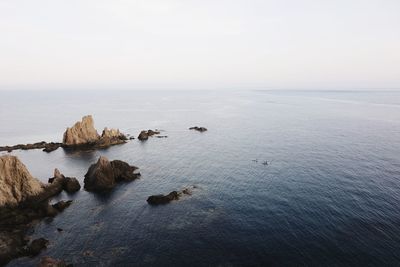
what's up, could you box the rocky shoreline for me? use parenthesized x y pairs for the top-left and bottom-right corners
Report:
(0, 117), (205, 266)
(0, 156), (77, 266)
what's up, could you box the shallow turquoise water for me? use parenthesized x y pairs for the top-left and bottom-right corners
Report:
(1, 90), (400, 266)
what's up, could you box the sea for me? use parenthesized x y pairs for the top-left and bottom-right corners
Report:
(1, 90), (400, 266)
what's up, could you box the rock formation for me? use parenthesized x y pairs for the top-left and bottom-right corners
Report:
(0, 115), (128, 153)
(0, 156), (73, 265)
(147, 187), (194, 205)
(48, 169), (81, 193)
(0, 156), (44, 207)
(62, 115), (127, 149)
(137, 130), (160, 140)
(189, 126), (207, 132)
(62, 115), (100, 146)
(84, 156), (140, 192)
(0, 142), (63, 153)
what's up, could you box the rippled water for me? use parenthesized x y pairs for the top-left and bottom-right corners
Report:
(1, 90), (400, 266)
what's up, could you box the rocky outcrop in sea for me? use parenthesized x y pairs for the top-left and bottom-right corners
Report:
(63, 115), (128, 149)
(84, 156), (141, 192)
(189, 126), (207, 132)
(137, 129), (161, 140)
(0, 115), (129, 153)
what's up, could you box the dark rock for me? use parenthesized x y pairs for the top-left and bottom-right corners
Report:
(57, 228), (63, 232)
(189, 126), (207, 132)
(45, 204), (59, 217)
(0, 142), (62, 153)
(137, 130), (160, 141)
(64, 177), (81, 193)
(84, 156), (140, 192)
(48, 169), (81, 193)
(137, 131), (149, 140)
(147, 191), (180, 205)
(43, 142), (62, 153)
(147, 187), (195, 205)
(26, 238), (49, 256)
(52, 200), (72, 212)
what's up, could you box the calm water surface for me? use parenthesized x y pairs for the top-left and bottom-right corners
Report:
(1, 90), (400, 266)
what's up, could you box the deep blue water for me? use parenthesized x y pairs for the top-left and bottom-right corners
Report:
(1, 90), (400, 266)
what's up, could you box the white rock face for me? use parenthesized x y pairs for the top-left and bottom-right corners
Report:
(62, 115), (100, 145)
(0, 155), (44, 207)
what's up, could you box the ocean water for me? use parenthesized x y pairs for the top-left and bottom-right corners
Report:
(1, 90), (400, 266)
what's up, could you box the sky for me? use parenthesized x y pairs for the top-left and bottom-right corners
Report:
(0, 0), (399, 90)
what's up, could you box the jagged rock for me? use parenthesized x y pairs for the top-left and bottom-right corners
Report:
(101, 127), (127, 140)
(137, 130), (160, 141)
(189, 126), (207, 132)
(0, 159), (73, 266)
(62, 115), (127, 149)
(147, 187), (194, 205)
(39, 256), (70, 267)
(0, 155), (44, 207)
(63, 115), (100, 146)
(0, 116), (127, 153)
(48, 169), (80, 193)
(84, 156), (140, 192)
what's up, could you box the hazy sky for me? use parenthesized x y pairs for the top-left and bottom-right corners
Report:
(1, 0), (399, 90)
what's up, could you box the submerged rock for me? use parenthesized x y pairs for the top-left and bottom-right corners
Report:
(0, 155), (44, 207)
(147, 187), (194, 205)
(189, 126), (207, 132)
(137, 130), (161, 141)
(84, 156), (140, 192)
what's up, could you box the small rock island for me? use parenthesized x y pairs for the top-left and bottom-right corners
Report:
(84, 156), (141, 192)
(189, 126), (207, 132)
(63, 115), (128, 149)
(0, 115), (129, 153)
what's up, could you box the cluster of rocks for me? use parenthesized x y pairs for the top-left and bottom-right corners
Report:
(0, 156), (78, 266)
(137, 129), (161, 141)
(147, 187), (194, 205)
(62, 115), (128, 149)
(0, 115), (129, 153)
(48, 169), (81, 193)
(189, 126), (207, 132)
(0, 117), (209, 265)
